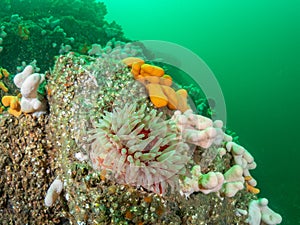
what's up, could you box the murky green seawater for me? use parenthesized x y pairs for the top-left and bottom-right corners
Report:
(0, 0), (298, 224)
(102, 0), (300, 224)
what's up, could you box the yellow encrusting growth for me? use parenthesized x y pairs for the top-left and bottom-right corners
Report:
(161, 85), (178, 110)
(0, 67), (10, 93)
(0, 68), (10, 78)
(122, 57), (145, 67)
(1, 95), (22, 117)
(122, 57), (190, 112)
(245, 176), (260, 194)
(160, 75), (172, 86)
(0, 81), (8, 92)
(146, 83), (168, 108)
(246, 182), (260, 194)
(144, 75), (160, 84)
(131, 62), (144, 78)
(176, 89), (189, 112)
(141, 64), (165, 77)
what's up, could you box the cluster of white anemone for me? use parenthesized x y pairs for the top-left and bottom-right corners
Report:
(88, 103), (191, 195)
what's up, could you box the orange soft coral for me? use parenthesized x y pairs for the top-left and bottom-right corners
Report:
(122, 57), (145, 67)
(141, 64), (165, 77)
(0, 68), (10, 78)
(0, 81), (8, 92)
(0, 68), (10, 93)
(122, 57), (190, 112)
(146, 83), (168, 108)
(245, 176), (260, 194)
(1, 95), (22, 117)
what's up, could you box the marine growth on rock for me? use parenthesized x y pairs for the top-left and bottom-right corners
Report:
(88, 103), (191, 195)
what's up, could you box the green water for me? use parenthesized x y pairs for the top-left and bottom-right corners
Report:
(102, 0), (300, 224)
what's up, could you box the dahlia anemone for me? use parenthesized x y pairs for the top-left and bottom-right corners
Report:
(88, 103), (190, 195)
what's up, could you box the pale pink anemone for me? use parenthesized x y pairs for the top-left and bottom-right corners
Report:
(88, 103), (190, 195)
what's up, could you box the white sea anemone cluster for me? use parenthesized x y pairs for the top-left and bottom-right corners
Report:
(88, 40), (144, 60)
(44, 178), (63, 207)
(88, 103), (191, 195)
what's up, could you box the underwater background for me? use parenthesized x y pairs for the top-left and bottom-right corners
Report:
(102, 0), (300, 224)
